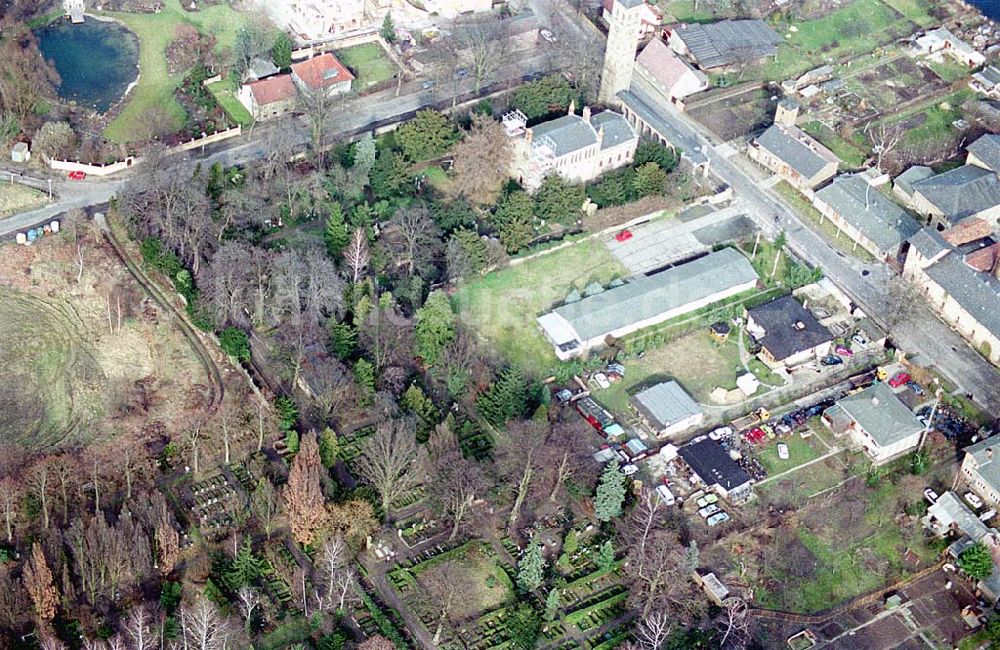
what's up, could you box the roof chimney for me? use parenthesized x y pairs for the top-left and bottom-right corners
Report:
(568, 99), (576, 116)
(525, 127), (533, 144)
(793, 321), (806, 331)
(582, 105), (591, 123)
(597, 125), (605, 145)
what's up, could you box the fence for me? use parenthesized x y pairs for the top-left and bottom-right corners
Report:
(170, 125), (242, 152)
(44, 155), (136, 176)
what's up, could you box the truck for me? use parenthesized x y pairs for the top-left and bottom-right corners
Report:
(731, 407), (770, 432)
(576, 397), (615, 434)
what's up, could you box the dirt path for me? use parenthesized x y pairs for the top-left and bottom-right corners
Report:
(96, 213), (225, 411)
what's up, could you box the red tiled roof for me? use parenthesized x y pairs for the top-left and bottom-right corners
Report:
(941, 217), (993, 246)
(291, 53), (355, 90)
(249, 74), (297, 105)
(636, 38), (701, 91)
(965, 242), (1000, 273)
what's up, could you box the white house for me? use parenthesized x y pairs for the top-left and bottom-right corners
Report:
(823, 383), (924, 464)
(915, 27), (986, 67)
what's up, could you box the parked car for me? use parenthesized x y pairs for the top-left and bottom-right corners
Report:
(965, 492), (984, 509)
(454, 68), (469, 78)
(821, 355), (843, 366)
(835, 345), (853, 356)
(698, 504), (721, 518)
(706, 512), (730, 527)
(421, 79), (437, 90)
(981, 509), (997, 522)
(67, 171), (86, 181)
(655, 484), (676, 506)
(907, 381), (925, 396)
(696, 494), (719, 508)
(777, 443), (790, 460)
(540, 28), (557, 43)
(590, 373), (611, 389)
(889, 372), (911, 388)
(851, 333), (869, 349)
(924, 488), (939, 504)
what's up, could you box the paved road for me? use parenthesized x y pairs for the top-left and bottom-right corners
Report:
(650, 99), (1000, 414)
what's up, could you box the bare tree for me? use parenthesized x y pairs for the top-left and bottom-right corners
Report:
(179, 597), (238, 650)
(236, 586), (262, 632)
(0, 477), (21, 543)
(542, 420), (591, 503)
(450, 114), (514, 204)
(357, 418), (422, 513)
(427, 440), (486, 542)
(444, 15), (510, 94)
(864, 121), (903, 173)
(717, 597), (751, 650)
(343, 228), (370, 284)
(382, 205), (443, 278)
(28, 462), (51, 530)
(496, 420), (546, 534)
(299, 87), (335, 164)
(251, 477), (280, 539)
(417, 561), (475, 644)
(316, 535), (358, 612)
(124, 605), (160, 650)
(634, 610), (671, 650)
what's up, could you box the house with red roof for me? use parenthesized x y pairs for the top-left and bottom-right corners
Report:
(237, 73), (298, 121)
(291, 53), (354, 97)
(634, 38), (708, 105)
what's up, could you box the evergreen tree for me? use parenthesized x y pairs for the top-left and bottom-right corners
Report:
(511, 75), (575, 120)
(324, 203), (350, 257)
(401, 383), (439, 442)
(354, 359), (376, 401)
(544, 588), (560, 621)
(533, 174), (585, 225)
(634, 140), (679, 171)
(228, 537), (265, 588)
(596, 540), (615, 571)
(354, 132), (377, 175)
(328, 321), (357, 359)
(272, 32), (293, 70)
(380, 13), (396, 43)
(684, 540), (700, 572)
(959, 541), (994, 579)
(370, 151), (412, 199)
(594, 462), (626, 522)
(414, 291), (456, 365)
(285, 429), (300, 455)
(631, 162), (668, 197)
(395, 110), (459, 161)
(318, 428), (339, 468)
(517, 540), (546, 592)
(476, 366), (527, 427)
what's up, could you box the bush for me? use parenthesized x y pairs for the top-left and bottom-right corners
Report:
(218, 327), (250, 362)
(958, 541), (994, 579)
(275, 396), (299, 432)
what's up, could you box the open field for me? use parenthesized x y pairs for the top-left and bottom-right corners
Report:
(0, 183), (49, 219)
(335, 42), (397, 90)
(0, 229), (209, 449)
(207, 79), (253, 127)
(101, 0), (251, 142)
(452, 238), (627, 375)
(762, 0), (930, 81)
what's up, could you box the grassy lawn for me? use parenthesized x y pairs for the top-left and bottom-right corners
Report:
(659, 0), (716, 23)
(747, 357), (784, 386)
(335, 42), (397, 89)
(772, 181), (876, 263)
(886, 90), (974, 151)
(420, 165), (452, 192)
(0, 183), (48, 219)
(755, 433), (826, 477)
(100, 0), (252, 143)
(801, 121), (869, 169)
(879, 0), (937, 26)
(763, 0), (919, 81)
(927, 58), (972, 83)
(207, 79), (253, 127)
(595, 330), (745, 413)
(452, 238), (627, 375)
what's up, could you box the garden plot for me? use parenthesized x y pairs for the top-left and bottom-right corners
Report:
(688, 86), (773, 141)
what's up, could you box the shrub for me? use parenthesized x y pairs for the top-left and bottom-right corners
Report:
(218, 327), (250, 362)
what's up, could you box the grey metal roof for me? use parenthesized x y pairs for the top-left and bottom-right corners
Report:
(925, 491), (992, 541)
(912, 164), (1000, 221)
(814, 175), (921, 253)
(673, 20), (782, 69)
(754, 124), (838, 179)
(615, 0), (647, 8)
(974, 65), (1000, 88)
(968, 133), (1000, 172)
(964, 437), (1000, 497)
(836, 383), (923, 448)
(632, 381), (702, 430)
(923, 249), (1000, 338)
(894, 165), (935, 197)
(553, 248), (758, 342)
(746, 294), (833, 361)
(591, 111), (638, 151)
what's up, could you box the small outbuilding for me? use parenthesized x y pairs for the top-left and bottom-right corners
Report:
(10, 142), (29, 163)
(631, 381), (704, 437)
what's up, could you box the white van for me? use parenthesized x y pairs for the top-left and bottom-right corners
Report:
(655, 485), (676, 506)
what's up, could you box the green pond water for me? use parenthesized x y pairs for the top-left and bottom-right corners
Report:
(35, 17), (139, 113)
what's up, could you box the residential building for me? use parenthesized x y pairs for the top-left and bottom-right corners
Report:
(599, 0), (645, 105)
(923, 490), (1000, 601)
(812, 174), (921, 260)
(631, 381), (704, 437)
(822, 383), (924, 464)
(291, 53), (355, 96)
(509, 105), (638, 192)
(747, 123), (840, 192)
(601, 0), (662, 37)
(904, 226), (1000, 365)
(893, 165), (935, 203)
(910, 165), (1000, 229)
(971, 65), (1000, 99)
(745, 295), (834, 369)
(422, 0), (492, 18)
(270, 0), (390, 43)
(536, 248), (758, 359)
(967, 134), (1000, 173)
(915, 27), (985, 67)
(237, 74), (298, 121)
(962, 439), (1000, 508)
(633, 38), (708, 106)
(679, 437), (753, 502)
(665, 19), (781, 70)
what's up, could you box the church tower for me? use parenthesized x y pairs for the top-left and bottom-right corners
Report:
(598, 0), (644, 106)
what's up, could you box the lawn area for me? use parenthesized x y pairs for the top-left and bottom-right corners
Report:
(879, 0), (937, 26)
(0, 183), (48, 219)
(335, 42), (397, 90)
(595, 330), (745, 413)
(801, 121), (869, 169)
(206, 79), (253, 127)
(415, 548), (513, 619)
(762, 0), (921, 81)
(886, 90), (974, 152)
(754, 433), (827, 477)
(658, 0), (716, 23)
(100, 0), (252, 143)
(772, 181), (876, 263)
(452, 238), (626, 375)
(419, 165), (452, 193)
(747, 356), (785, 386)
(927, 58), (972, 83)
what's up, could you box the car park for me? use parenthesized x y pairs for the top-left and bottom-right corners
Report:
(965, 492), (984, 509)
(924, 488), (939, 504)
(821, 355), (843, 366)
(696, 494), (719, 508)
(707, 512), (730, 527)
(888, 372), (911, 388)
(777, 443), (790, 460)
(698, 504), (721, 518)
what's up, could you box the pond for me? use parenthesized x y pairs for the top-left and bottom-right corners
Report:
(35, 17), (139, 113)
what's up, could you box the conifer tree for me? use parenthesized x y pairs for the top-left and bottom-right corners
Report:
(517, 540), (545, 592)
(594, 462), (626, 522)
(324, 203), (350, 258)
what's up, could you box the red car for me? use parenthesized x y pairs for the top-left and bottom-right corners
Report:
(615, 229), (633, 242)
(889, 372), (911, 388)
(67, 171), (86, 181)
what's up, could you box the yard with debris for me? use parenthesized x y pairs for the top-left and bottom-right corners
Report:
(0, 183), (48, 219)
